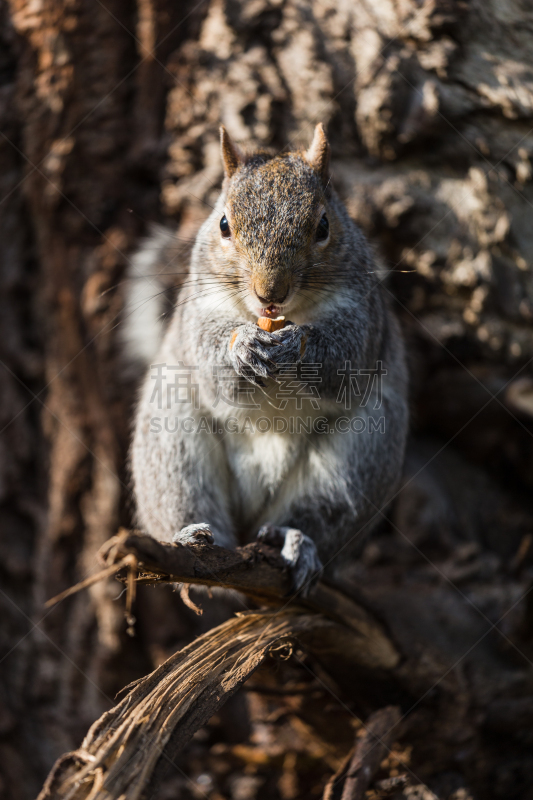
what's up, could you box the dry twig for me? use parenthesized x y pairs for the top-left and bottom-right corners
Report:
(322, 706), (401, 800)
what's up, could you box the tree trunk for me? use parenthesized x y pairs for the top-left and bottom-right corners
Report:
(1, 1), (533, 798)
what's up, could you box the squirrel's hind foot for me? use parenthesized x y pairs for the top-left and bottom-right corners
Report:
(172, 523), (214, 545)
(257, 523), (323, 597)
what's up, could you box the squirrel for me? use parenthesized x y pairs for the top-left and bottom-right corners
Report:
(129, 124), (408, 592)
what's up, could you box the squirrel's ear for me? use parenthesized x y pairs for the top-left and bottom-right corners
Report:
(305, 123), (330, 182)
(220, 126), (242, 179)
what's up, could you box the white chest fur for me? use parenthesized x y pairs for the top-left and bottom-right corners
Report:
(222, 428), (303, 526)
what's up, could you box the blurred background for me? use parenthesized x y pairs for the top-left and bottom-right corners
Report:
(2, 1), (533, 798)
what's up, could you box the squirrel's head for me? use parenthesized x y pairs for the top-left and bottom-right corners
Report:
(208, 124), (346, 321)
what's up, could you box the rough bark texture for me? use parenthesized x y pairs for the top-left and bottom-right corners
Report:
(2, 1), (533, 799)
(37, 610), (340, 800)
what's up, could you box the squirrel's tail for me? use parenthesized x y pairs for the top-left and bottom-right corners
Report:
(120, 225), (187, 380)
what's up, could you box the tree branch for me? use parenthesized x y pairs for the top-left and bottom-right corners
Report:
(98, 530), (400, 671)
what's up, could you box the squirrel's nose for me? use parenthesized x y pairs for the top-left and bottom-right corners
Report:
(255, 288), (288, 305)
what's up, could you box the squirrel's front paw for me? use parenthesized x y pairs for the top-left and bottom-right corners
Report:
(257, 523), (323, 596)
(229, 323), (278, 383)
(172, 523), (214, 545)
(229, 323), (307, 384)
(269, 325), (307, 372)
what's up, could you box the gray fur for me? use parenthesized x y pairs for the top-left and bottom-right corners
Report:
(130, 133), (409, 587)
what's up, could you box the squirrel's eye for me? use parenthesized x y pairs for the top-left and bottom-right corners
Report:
(316, 213), (329, 242)
(220, 215), (231, 238)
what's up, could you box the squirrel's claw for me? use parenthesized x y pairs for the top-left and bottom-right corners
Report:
(257, 523), (323, 596)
